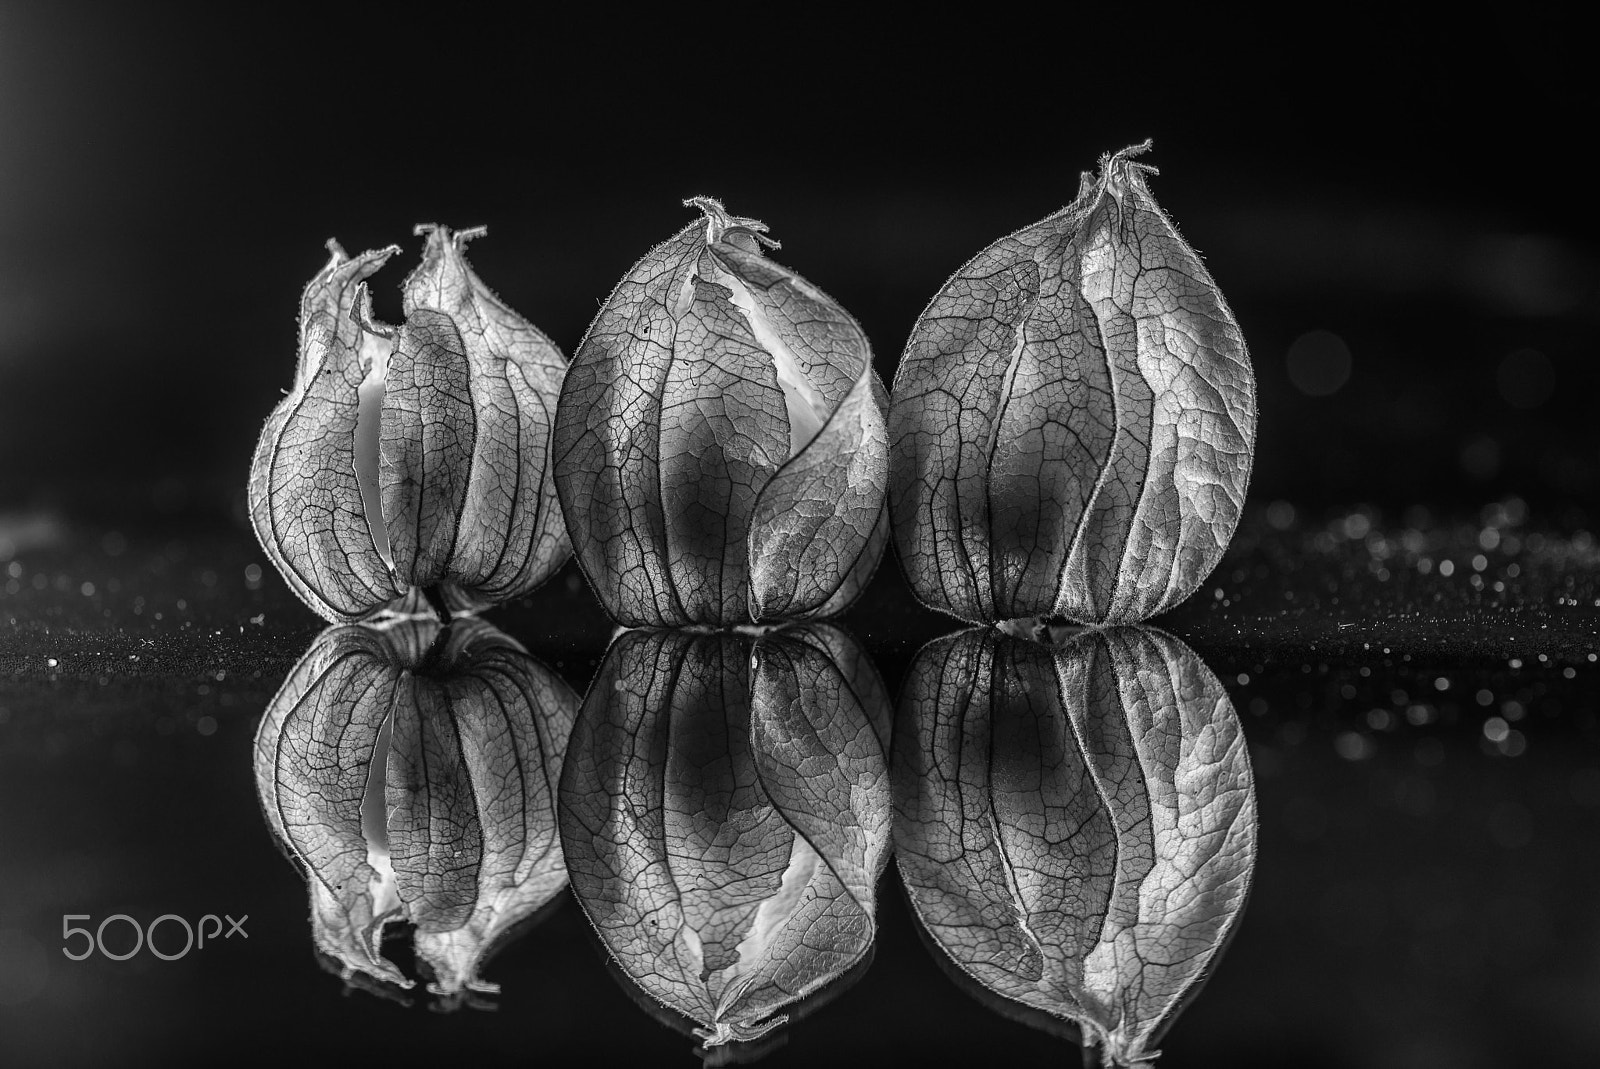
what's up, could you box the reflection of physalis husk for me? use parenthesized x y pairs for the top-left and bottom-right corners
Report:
(559, 625), (891, 1046)
(254, 617), (577, 998)
(893, 626), (1256, 1067)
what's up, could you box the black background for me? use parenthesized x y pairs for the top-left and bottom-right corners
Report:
(3, 7), (1599, 1069)
(2, 8), (1596, 523)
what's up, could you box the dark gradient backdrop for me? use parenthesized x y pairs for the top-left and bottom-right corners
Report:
(2, 9), (1595, 525)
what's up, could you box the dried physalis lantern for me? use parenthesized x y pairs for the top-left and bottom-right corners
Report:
(889, 143), (1256, 627)
(553, 198), (889, 628)
(249, 225), (569, 623)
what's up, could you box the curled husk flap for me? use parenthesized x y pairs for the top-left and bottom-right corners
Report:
(248, 225), (570, 623)
(254, 617), (578, 998)
(553, 198), (889, 627)
(888, 143), (1256, 626)
(893, 625), (1256, 1066)
(558, 625), (891, 1047)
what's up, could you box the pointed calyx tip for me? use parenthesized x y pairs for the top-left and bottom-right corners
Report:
(351, 282), (394, 338)
(1098, 139), (1159, 186)
(684, 195), (780, 250)
(412, 223), (488, 250)
(320, 242), (401, 284)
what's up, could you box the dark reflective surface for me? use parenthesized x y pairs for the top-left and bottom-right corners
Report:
(3, 508), (1598, 1066)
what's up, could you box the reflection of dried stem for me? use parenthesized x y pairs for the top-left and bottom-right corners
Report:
(421, 585), (452, 626)
(994, 616), (1093, 646)
(696, 1026), (790, 1067)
